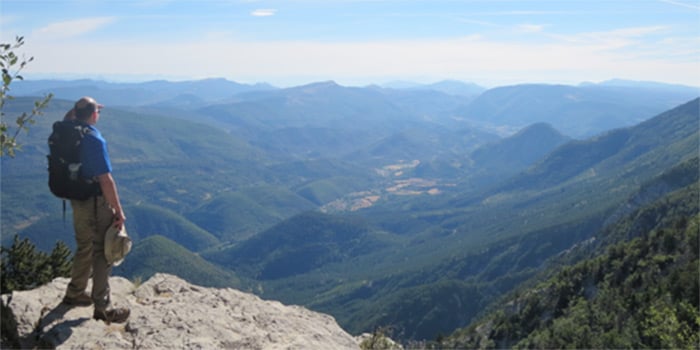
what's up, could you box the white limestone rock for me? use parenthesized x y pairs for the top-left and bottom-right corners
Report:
(1, 273), (359, 349)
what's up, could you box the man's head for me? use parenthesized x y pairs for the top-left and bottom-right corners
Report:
(73, 96), (103, 123)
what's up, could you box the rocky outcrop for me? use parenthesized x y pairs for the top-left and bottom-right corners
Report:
(1, 273), (360, 349)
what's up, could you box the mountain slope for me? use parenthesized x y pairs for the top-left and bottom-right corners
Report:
(347, 125), (496, 168)
(115, 235), (240, 289)
(200, 81), (410, 131)
(446, 183), (699, 349)
(457, 83), (698, 137)
(194, 81), (473, 164)
(204, 211), (398, 280)
(187, 187), (317, 243)
(471, 122), (569, 168)
(501, 98), (699, 192)
(371, 84), (478, 124)
(466, 122), (570, 185)
(308, 157), (700, 341)
(127, 204), (220, 252)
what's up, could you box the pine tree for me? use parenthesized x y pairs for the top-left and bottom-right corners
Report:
(46, 240), (73, 280)
(0, 235), (72, 294)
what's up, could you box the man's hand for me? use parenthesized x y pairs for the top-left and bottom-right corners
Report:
(113, 211), (126, 229)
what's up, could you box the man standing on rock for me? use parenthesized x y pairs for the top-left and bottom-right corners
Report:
(61, 97), (130, 324)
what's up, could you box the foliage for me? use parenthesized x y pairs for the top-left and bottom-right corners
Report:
(128, 203), (220, 252)
(114, 235), (240, 289)
(359, 327), (403, 350)
(1, 235), (72, 294)
(446, 184), (700, 349)
(0, 36), (52, 157)
(0, 235), (71, 348)
(187, 188), (315, 243)
(204, 211), (395, 280)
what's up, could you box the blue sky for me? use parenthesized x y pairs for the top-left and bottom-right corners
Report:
(1, 0), (699, 87)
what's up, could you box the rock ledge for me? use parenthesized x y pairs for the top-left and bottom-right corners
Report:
(2, 273), (360, 349)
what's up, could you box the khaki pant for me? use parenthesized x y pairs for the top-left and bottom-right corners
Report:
(66, 196), (113, 311)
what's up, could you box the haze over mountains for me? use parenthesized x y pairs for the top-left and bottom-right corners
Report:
(2, 77), (698, 343)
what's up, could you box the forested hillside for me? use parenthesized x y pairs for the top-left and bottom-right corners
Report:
(446, 182), (699, 349)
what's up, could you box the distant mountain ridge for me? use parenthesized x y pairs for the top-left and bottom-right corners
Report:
(11, 78), (277, 107)
(13, 78), (696, 139)
(503, 98), (699, 191)
(381, 79), (486, 96)
(457, 83), (698, 137)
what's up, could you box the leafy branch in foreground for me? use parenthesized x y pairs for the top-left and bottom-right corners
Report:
(0, 35), (53, 157)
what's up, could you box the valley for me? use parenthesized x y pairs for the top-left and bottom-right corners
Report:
(2, 78), (698, 344)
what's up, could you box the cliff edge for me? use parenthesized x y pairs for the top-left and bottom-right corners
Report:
(1, 273), (360, 349)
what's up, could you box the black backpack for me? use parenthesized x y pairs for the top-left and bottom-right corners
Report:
(47, 120), (101, 200)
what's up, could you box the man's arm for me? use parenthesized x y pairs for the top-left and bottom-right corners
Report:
(97, 172), (126, 228)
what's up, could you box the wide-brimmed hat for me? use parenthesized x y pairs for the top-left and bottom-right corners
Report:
(105, 225), (132, 266)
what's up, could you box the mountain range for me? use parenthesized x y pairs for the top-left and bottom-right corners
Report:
(2, 77), (698, 344)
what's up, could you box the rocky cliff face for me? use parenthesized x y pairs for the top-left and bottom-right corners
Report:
(1, 273), (360, 349)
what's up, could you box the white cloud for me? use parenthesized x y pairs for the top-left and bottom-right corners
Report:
(516, 24), (546, 33)
(32, 17), (116, 40)
(21, 25), (699, 87)
(554, 26), (668, 42)
(251, 9), (277, 17)
(547, 26), (670, 53)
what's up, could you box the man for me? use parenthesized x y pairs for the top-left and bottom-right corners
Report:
(61, 96), (130, 324)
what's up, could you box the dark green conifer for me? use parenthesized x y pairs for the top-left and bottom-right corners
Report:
(1, 235), (72, 294)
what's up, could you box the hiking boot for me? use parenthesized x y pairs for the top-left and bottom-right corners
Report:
(62, 292), (93, 307)
(93, 307), (130, 324)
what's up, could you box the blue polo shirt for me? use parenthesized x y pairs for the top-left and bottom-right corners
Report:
(80, 125), (112, 179)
